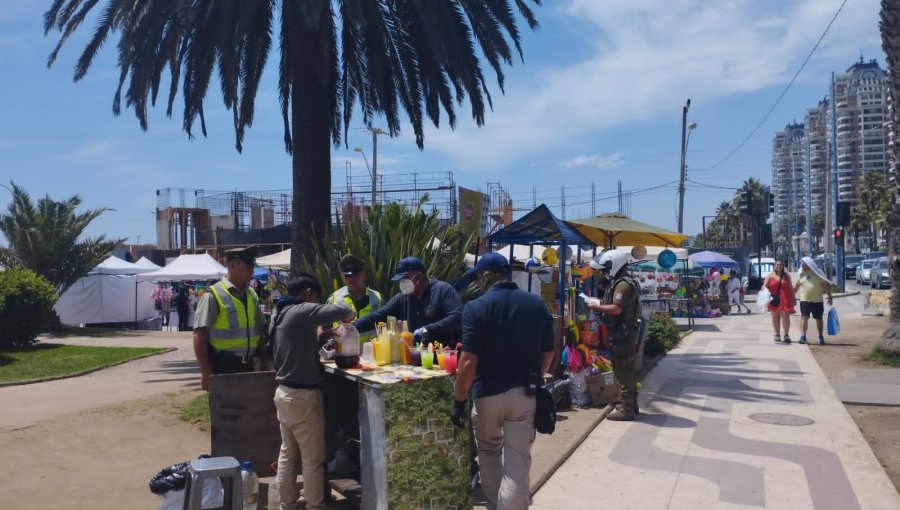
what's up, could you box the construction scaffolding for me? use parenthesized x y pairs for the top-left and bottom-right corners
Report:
(155, 170), (457, 252)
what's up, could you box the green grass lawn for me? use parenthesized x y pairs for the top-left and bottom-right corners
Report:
(45, 325), (127, 338)
(178, 393), (210, 431)
(0, 344), (168, 383)
(866, 347), (900, 367)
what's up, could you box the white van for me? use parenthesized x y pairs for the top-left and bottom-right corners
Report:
(747, 257), (776, 291)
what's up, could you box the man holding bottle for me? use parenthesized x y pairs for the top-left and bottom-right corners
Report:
(355, 256), (462, 345)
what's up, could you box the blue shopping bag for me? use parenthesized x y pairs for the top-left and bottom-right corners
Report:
(827, 307), (840, 336)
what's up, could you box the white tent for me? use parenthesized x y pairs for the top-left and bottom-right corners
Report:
(137, 253), (227, 282)
(55, 257), (157, 325)
(89, 255), (145, 275)
(256, 248), (291, 268)
(133, 256), (162, 270)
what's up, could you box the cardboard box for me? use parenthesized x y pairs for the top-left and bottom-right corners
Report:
(586, 372), (620, 406)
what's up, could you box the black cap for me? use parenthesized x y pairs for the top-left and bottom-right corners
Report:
(224, 245), (259, 265)
(466, 252), (509, 276)
(390, 256), (426, 281)
(340, 254), (367, 276)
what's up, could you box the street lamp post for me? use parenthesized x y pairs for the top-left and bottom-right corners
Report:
(677, 99), (694, 233)
(353, 147), (376, 206)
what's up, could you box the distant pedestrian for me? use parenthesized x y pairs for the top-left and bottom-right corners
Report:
(174, 287), (190, 331)
(793, 257), (833, 345)
(726, 270), (750, 314)
(764, 259), (795, 343)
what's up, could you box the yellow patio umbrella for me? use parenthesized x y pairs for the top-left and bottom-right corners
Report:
(566, 213), (688, 249)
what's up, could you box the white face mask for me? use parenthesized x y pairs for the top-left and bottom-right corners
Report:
(398, 277), (416, 295)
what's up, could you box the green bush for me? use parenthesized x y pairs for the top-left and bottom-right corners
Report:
(0, 268), (57, 349)
(644, 313), (680, 357)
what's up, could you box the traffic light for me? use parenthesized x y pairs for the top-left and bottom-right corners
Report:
(768, 192), (775, 215)
(834, 228), (845, 246)
(739, 189), (751, 215)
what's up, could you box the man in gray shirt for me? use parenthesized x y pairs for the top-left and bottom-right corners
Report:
(270, 274), (353, 510)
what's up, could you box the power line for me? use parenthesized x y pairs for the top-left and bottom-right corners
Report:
(693, 0), (849, 173)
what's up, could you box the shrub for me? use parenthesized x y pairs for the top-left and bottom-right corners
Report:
(644, 312), (680, 357)
(0, 268), (57, 350)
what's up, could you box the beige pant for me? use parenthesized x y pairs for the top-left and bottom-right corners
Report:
(472, 386), (536, 510)
(274, 386), (326, 510)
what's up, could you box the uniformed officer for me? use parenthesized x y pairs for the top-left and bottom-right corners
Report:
(192, 246), (269, 391)
(587, 249), (642, 421)
(326, 254), (383, 336)
(355, 256), (462, 345)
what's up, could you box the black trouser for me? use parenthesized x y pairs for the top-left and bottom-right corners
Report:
(177, 307), (190, 331)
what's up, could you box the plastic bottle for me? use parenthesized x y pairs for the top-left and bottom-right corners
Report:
(399, 320), (413, 365)
(240, 460), (258, 510)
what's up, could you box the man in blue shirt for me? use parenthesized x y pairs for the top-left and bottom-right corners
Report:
(355, 256), (462, 345)
(451, 253), (554, 510)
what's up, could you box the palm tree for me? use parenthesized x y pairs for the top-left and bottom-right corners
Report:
(713, 200), (739, 247)
(734, 177), (766, 249)
(879, 0), (900, 355)
(43, 1), (540, 266)
(812, 212), (824, 253)
(0, 182), (123, 294)
(856, 170), (891, 249)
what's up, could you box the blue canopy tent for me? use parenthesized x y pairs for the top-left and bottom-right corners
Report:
(487, 204), (594, 318)
(688, 250), (739, 269)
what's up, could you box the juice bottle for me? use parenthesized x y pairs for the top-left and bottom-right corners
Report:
(399, 321), (414, 365)
(376, 322), (392, 366)
(388, 316), (400, 364)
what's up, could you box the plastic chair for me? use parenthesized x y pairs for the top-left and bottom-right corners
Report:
(182, 456), (242, 510)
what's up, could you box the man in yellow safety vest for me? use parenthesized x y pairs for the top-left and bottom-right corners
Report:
(327, 254), (383, 337)
(192, 245), (269, 391)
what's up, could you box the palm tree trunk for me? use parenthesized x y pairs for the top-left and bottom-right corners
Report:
(880, 0), (900, 354)
(287, 1), (334, 272)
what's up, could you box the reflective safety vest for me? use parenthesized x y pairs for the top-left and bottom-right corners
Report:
(208, 281), (261, 356)
(328, 287), (383, 320)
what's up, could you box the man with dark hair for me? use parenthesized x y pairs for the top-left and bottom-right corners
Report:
(270, 273), (354, 510)
(174, 287), (190, 331)
(451, 253), (554, 510)
(192, 246), (268, 390)
(356, 256), (462, 345)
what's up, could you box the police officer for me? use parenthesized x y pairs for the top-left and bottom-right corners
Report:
(192, 246), (269, 391)
(451, 253), (554, 509)
(356, 256), (462, 345)
(587, 249), (642, 421)
(326, 254), (383, 335)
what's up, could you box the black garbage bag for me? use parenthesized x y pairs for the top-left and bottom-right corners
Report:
(149, 455), (210, 494)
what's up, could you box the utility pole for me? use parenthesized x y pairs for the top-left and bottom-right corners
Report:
(561, 186), (566, 219)
(678, 98), (691, 233)
(591, 182), (596, 217)
(805, 136), (813, 257)
(830, 74), (844, 288)
(369, 127), (385, 206)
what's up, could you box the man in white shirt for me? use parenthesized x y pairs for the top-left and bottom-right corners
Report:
(726, 270), (750, 314)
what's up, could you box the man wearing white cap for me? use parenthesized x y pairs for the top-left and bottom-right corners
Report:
(793, 256), (834, 345)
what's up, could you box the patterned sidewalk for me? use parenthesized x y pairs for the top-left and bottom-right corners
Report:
(532, 313), (900, 510)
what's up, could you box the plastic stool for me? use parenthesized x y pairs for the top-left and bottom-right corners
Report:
(182, 456), (242, 510)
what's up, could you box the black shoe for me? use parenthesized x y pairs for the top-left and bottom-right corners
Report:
(783, 336), (792, 344)
(774, 335), (781, 343)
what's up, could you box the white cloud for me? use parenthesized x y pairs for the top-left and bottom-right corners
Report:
(558, 152), (624, 169)
(419, 0), (881, 169)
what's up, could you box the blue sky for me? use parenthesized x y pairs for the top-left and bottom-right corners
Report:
(0, 0), (885, 246)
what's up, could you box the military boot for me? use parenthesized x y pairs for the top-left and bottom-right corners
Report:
(607, 399), (636, 421)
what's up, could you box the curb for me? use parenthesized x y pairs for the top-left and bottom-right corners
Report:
(530, 404), (613, 496)
(0, 347), (177, 388)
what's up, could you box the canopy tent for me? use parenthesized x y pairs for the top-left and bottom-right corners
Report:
(689, 250), (739, 269)
(256, 248), (291, 268)
(89, 255), (147, 275)
(488, 204), (594, 318)
(56, 257), (156, 325)
(136, 254), (226, 282)
(567, 213), (688, 249)
(631, 258), (702, 274)
(133, 256), (161, 270)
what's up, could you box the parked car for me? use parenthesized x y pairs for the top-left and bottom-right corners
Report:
(844, 255), (865, 280)
(865, 251), (887, 260)
(871, 258), (891, 289)
(747, 257), (775, 291)
(857, 259), (876, 285)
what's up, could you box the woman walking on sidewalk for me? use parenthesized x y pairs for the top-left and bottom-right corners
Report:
(764, 259), (796, 343)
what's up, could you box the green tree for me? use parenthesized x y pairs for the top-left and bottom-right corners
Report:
(299, 197), (473, 301)
(812, 212), (824, 253)
(878, 0), (900, 355)
(734, 178), (766, 249)
(0, 182), (122, 294)
(856, 170), (891, 250)
(43, 0), (540, 265)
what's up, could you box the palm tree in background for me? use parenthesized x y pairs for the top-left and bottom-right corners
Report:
(0, 182), (122, 294)
(855, 170), (891, 250)
(879, 0), (900, 355)
(734, 177), (766, 250)
(43, 0), (541, 266)
(713, 200), (739, 247)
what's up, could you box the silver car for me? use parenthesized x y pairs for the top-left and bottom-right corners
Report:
(871, 258), (891, 289)
(857, 259), (875, 285)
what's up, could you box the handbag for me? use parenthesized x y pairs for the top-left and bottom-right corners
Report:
(769, 274), (784, 307)
(827, 307), (841, 335)
(534, 384), (556, 435)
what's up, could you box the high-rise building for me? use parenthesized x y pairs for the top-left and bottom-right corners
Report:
(804, 99), (830, 214)
(828, 57), (890, 204)
(771, 122), (806, 242)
